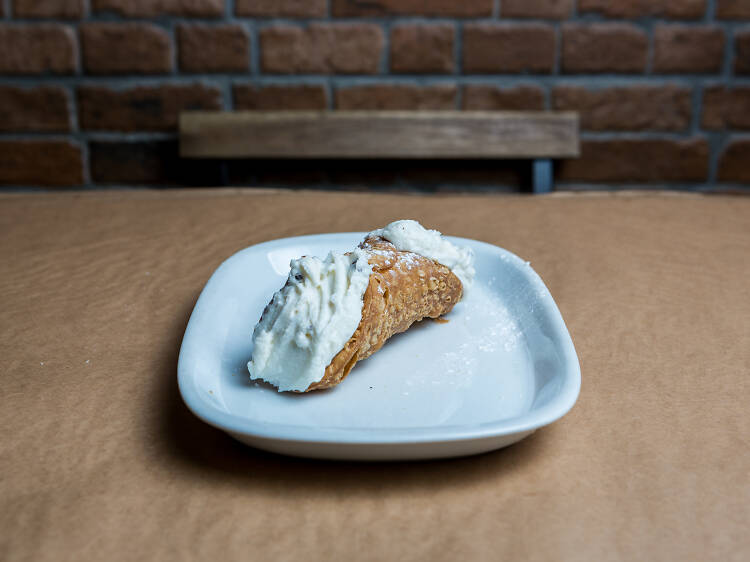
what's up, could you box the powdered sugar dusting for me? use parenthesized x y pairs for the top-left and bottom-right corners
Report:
(443, 284), (522, 379)
(393, 280), (525, 398)
(369, 220), (475, 288)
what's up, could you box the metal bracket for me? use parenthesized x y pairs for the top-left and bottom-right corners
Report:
(532, 159), (553, 194)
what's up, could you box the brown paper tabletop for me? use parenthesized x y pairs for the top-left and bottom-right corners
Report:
(1, 189), (749, 561)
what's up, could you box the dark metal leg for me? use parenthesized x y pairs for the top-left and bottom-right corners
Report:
(532, 159), (552, 194)
(219, 161), (229, 186)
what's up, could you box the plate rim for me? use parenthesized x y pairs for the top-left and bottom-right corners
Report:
(177, 232), (581, 446)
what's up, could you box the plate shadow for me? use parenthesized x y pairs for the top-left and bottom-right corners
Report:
(155, 297), (554, 497)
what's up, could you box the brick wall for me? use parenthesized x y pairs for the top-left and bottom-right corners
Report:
(1, 0), (749, 192)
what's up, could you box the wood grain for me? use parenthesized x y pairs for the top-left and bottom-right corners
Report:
(179, 111), (580, 158)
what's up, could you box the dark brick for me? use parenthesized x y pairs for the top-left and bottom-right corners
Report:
(0, 86), (70, 132)
(716, 0), (750, 19)
(0, 140), (82, 186)
(718, 138), (750, 182)
(178, 24), (249, 73)
(558, 138), (709, 182)
(335, 84), (457, 109)
(736, 30), (750, 74)
(579, 0), (705, 19)
(78, 84), (222, 132)
(13, 0), (85, 18)
(501, 0), (573, 19)
(0, 25), (76, 75)
(562, 24), (648, 73)
(89, 141), (221, 185)
(235, 0), (326, 17)
(553, 85), (691, 131)
(653, 25), (725, 73)
(233, 84), (328, 110)
(332, 0), (492, 17)
(92, 0), (223, 17)
(81, 23), (172, 75)
(463, 24), (555, 74)
(702, 86), (750, 129)
(391, 24), (454, 74)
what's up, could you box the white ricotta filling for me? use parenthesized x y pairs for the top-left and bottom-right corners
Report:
(247, 248), (372, 392)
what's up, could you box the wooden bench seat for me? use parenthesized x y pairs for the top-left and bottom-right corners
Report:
(179, 111), (579, 192)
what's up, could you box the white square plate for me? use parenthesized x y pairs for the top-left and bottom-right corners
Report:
(178, 233), (580, 461)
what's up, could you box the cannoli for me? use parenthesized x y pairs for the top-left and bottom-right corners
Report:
(248, 220), (475, 392)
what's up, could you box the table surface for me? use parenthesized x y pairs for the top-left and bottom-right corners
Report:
(1, 189), (748, 561)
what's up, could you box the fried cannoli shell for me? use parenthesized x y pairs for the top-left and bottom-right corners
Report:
(305, 236), (463, 392)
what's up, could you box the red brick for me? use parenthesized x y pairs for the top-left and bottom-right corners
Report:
(562, 24), (647, 73)
(462, 85), (545, 110)
(178, 24), (249, 73)
(81, 23), (172, 75)
(236, 0), (326, 17)
(702, 86), (750, 129)
(261, 24), (384, 74)
(0, 25), (76, 75)
(735, 30), (750, 74)
(578, 0), (705, 19)
(335, 84), (457, 110)
(553, 85), (691, 131)
(92, 0), (223, 17)
(0, 140), (82, 186)
(13, 0), (85, 18)
(391, 24), (454, 74)
(557, 138), (709, 182)
(233, 84), (327, 110)
(501, 0), (573, 19)
(653, 25), (725, 73)
(332, 0), (492, 17)
(78, 84), (221, 132)
(0, 86), (70, 132)
(716, 0), (750, 19)
(463, 24), (555, 74)
(718, 138), (750, 182)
